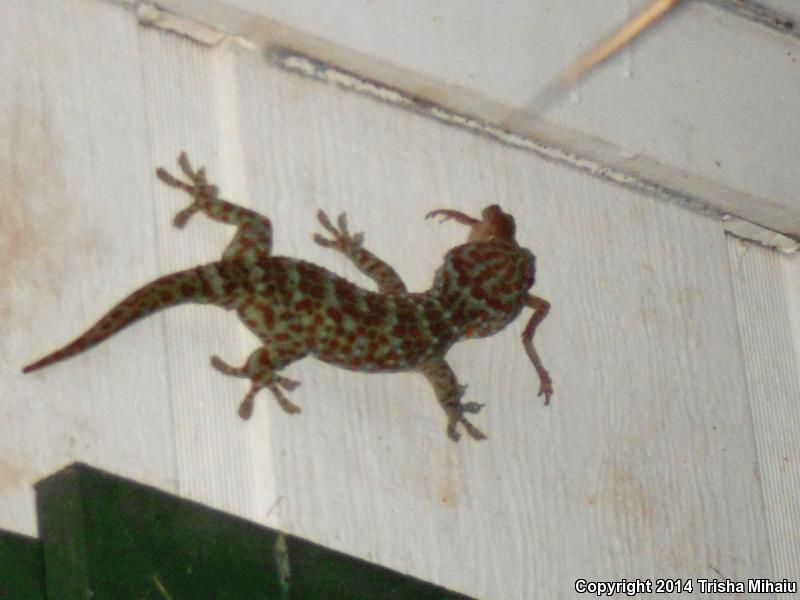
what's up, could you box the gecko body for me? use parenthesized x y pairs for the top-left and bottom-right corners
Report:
(23, 153), (552, 441)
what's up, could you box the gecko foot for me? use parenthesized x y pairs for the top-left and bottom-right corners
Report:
(538, 378), (554, 406)
(210, 354), (302, 419)
(313, 210), (364, 253)
(446, 413), (487, 442)
(445, 399), (487, 441)
(156, 152), (220, 229)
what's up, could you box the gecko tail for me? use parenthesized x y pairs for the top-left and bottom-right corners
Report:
(22, 264), (221, 374)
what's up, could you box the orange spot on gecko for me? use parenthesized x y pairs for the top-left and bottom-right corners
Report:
(295, 298), (313, 313)
(258, 303), (275, 328)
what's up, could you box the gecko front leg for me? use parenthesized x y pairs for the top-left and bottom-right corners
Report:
(314, 210), (408, 294)
(523, 294), (553, 405)
(418, 358), (486, 441)
(317, 211), (487, 440)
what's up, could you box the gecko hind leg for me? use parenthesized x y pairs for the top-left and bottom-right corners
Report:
(156, 152), (274, 262)
(210, 348), (303, 419)
(418, 358), (487, 442)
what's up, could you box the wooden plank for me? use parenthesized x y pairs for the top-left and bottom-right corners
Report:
(2, 1), (793, 598)
(724, 0), (800, 27)
(0, 530), (46, 600)
(137, 29), (270, 523)
(149, 0), (800, 236)
(35, 463), (474, 599)
(227, 48), (772, 596)
(728, 238), (800, 581)
(1, 0), (178, 536)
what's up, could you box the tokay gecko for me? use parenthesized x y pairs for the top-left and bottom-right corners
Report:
(23, 153), (552, 441)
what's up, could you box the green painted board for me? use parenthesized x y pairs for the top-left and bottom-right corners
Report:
(0, 529), (47, 599)
(36, 463), (476, 600)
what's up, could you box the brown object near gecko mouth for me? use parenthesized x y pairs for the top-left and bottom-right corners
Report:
(24, 152), (552, 441)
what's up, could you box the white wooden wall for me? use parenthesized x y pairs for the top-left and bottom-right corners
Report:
(2, 1), (799, 598)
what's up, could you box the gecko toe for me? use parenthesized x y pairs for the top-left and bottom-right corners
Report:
(447, 423), (461, 442)
(313, 233), (335, 248)
(237, 385), (259, 420)
(336, 212), (349, 233)
(238, 398), (255, 420)
(538, 382), (554, 406)
(275, 375), (301, 391)
(210, 354), (242, 376)
(268, 382), (302, 414)
(460, 417), (487, 440)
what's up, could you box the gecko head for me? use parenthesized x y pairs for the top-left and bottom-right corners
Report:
(468, 205), (516, 242)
